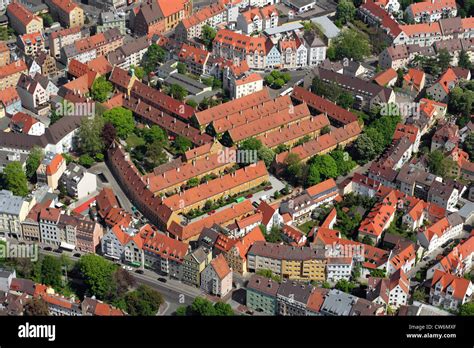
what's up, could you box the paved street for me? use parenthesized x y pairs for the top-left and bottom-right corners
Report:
(89, 162), (134, 214)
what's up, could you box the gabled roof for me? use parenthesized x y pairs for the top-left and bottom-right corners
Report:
(431, 269), (472, 301)
(210, 254), (231, 280)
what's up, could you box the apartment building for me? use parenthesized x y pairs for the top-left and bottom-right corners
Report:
(430, 269), (473, 310)
(107, 36), (149, 70)
(0, 190), (29, 239)
(201, 254), (233, 297)
(178, 44), (210, 76)
(405, 0), (457, 23)
(6, 2), (43, 35)
(181, 247), (212, 287)
(45, 0), (84, 28)
(0, 42), (10, 67)
(36, 153), (66, 190)
(418, 213), (464, 253)
(236, 5), (278, 34)
(246, 274), (279, 315)
(9, 111), (45, 136)
(247, 241), (327, 281)
(17, 32), (44, 56)
(59, 163), (97, 199)
(39, 208), (62, 246)
(49, 26), (82, 59)
(0, 60), (28, 90)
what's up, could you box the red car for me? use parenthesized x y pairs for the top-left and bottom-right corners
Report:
(245, 194), (253, 199)
(264, 186), (272, 191)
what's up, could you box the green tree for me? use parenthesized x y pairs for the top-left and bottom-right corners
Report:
(213, 302), (234, 316)
(370, 269), (386, 278)
(77, 254), (117, 300)
(458, 50), (473, 70)
(3, 162), (28, 196)
(353, 134), (377, 163)
(79, 115), (105, 155)
(173, 135), (192, 154)
(103, 107), (134, 139)
(307, 163), (321, 186)
(364, 127), (385, 155)
(40, 256), (62, 288)
(176, 62), (187, 75)
(412, 289), (426, 302)
(143, 125), (168, 146)
(257, 146), (275, 167)
(145, 141), (168, 169)
(310, 154), (338, 180)
(458, 302), (474, 316)
(330, 149), (356, 176)
(436, 49), (452, 72)
(335, 279), (356, 293)
(202, 25), (217, 50)
(427, 150), (455, 177)
(463, 132), (474, 158)
(79, 154), (95, 168)
(90, 76), (113, 102)
(25, 147), (44, 180)
(335, 0), (356, 25)
(169, 83), (188, 101)
(239, 137), (262, 152)
(190, 297), (216, 316)
(124, 285), (164, 316)
(131, 65), (145, 79)
(331, 29), (370, 61)
(143, 44), (166, 74)
(362, 235), (374, 246)
(40, 13), (54, 27)
(337, 92), (355, 109)
(321, 125), (331, 135)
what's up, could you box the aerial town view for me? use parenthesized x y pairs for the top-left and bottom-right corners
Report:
(0, 0), (473, 338)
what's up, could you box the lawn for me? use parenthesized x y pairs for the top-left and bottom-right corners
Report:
(298, 220), (318, 235)
(126, 134), (145, 148)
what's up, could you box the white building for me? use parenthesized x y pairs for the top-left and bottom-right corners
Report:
(430, 269), (473, 310)
(39, 208), (62, 247)
(236, 5), (278, 34)
(0, 190), (29, 239)
(231, 73), (264, 99)
(60, 163), (97, 200)
(326, 257), (353, 281)
(201, 254), (233, 297)
(417, 213), (464, 254)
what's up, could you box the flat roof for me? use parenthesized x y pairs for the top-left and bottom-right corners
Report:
(310, 16), (340, 39)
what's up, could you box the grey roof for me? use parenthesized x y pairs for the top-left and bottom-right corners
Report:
(349, 298), (383, 316)
(303, 31), (325, 48)
(320, 289), (358, 316)
(197, 227), (219, 248)
(62, 162), (87, 182)
(264, 22), (303, 36)
(0, 190), (26, 216)
(248, 241), (326, 261)
(0, 150), (28, 172)
(276, 279), (313, 304)
(247, 274), (280, 297)
(286, 0), (316, 9)
(458, 202), (474, 221)
(189, 246), (209, 264)
(164, 73), (210, 96)
(310, 16), (340, 39)
(447, 212), (463, 227)
(108, 36), (149, 66)
(0, 116), (84, 152)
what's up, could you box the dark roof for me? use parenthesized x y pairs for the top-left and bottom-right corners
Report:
(276, 279), (313, 304)
(247, 274), (280, 297)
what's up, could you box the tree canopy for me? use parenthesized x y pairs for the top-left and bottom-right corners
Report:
(90, 76), (113, 102)
(3, 161), (28, 197)
(103, 107), (135, 139)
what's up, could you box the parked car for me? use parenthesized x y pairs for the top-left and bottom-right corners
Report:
(252, 201), (260, 208)
(73, 253), (81, 258)
(264, 186), (272, 191)
(135, 269), (144, 274)
(44, 246), (52, 251)
(245, 194), (253, 199)
(54, 249), (63, 254)
(158, 277), (167, 283)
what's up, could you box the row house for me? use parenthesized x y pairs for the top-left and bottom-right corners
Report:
(257, 201), (283, 233)
(200, 253), (233, 297)
(311, 67), (396, 111)
(303, 31), (326, 66)
(326, 257), (353, 282)
(181, 246), (212, 287)
(417, 213), (464, 253)
(0, 60), (28, 90)
(60, 28), (123, 65)
(247, 241), (327, 281)
(379, 43), (435, 70)
(431, 121), (459, 153)
(213, 29), (268, 69)
(107, 36), (149, 70)
(430, 269), (473, 310)
(427, 236), (474, 278)
(405, 0), (457, 23)
(27, 53), (58, 77)
(236, 5), (278, 34)
(279, 178), (339, 225)
(0, 190), (29, 239)
(215, 226), (265, 275)
(246, 274), (279, 315)
(175, 0), (229, 41)
(161, 161), (269, 214)
(6, 2), (43, 35)
(0, 86), (21, 119)
(49, 26), (83, 59)
(45, 0), (84, 28)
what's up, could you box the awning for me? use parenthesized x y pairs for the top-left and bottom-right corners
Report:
(60, 242), (75, 251)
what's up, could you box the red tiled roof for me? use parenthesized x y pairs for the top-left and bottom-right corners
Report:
(431, 269), (472, 301)
(210, 253), (232, 280)
(7, 3), (41, 26)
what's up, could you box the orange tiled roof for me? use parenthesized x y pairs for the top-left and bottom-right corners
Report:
(431, 269), (472, 301)
(0, 60), (27, 79)
(162, 161), (268, 211)
(10, 112), (38, 134)
(210, 253), (232, 279)
(49, 0), (80, 14)
(6, 3), (41, 26)
(235, 72), (263, 86)
(373, 68), (397, 86)
(157, 0), (186, 17)
(403, 68), (425, 90)
(46, 154), (64, 175)
(0, 87), (20, 106)
(408, 0), (456, 16)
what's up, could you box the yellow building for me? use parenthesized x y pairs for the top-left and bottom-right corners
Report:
(46, 0), (84, 28)
(6, 3), (43, 35)
(247, 242), (327, 281)
(0, 60), (28, 90)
